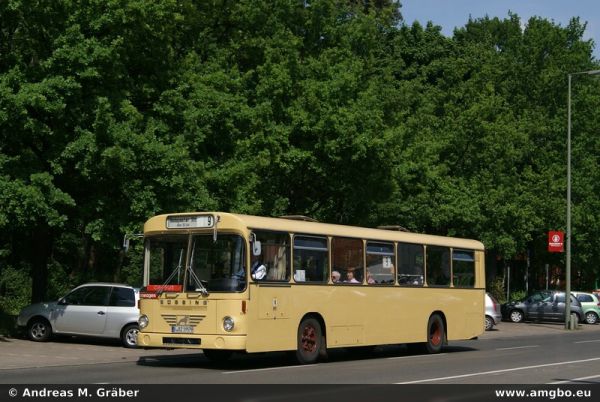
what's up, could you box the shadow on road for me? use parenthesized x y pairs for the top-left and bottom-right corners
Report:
(135, 343), (478, 371)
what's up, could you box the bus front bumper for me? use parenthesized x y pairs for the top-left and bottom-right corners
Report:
(137, 332), (247, 350)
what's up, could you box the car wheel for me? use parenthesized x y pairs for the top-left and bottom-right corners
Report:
(121, 324), (139, 348)
(27, 318), (52, 342)
(485, 315), (494, 331)
(509, 310), (524, 323)
(585, 312), (599, 325)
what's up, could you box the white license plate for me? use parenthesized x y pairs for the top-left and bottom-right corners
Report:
(171, 325), (193, 333)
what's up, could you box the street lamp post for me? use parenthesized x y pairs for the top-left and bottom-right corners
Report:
(565, 69), (600, 329)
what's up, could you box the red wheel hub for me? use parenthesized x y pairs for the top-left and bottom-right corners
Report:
(301, 324), (317, 352)
(430, 323), (442, 346)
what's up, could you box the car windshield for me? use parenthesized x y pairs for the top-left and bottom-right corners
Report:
(145, 233), (246, 292)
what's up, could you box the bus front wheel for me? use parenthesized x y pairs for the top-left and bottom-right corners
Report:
(296, 317), (324, 364)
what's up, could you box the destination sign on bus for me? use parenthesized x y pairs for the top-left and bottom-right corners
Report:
(166, 215), (214, 229)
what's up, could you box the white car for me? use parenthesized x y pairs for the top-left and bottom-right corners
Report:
(17, 283), (140, 348)
(485, 292), (501, 330)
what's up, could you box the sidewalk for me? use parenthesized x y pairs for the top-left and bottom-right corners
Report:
(0, 336), (196, 370)
(480, 320), (600, 339)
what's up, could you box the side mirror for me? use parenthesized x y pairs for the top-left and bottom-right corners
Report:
(252, 240), (261, 256)
(58, 298), (67, 306)
(250, 232), (261, 256)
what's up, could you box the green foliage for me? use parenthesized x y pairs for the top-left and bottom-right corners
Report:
(509, 290), (527, 303)
(0, 0), (599, 311)
(0, 265), (31, 315)
(488, 277), (506, 304)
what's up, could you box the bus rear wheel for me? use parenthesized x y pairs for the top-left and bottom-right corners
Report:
(296, 317), (324, 364)
(425, 314), (445, 354)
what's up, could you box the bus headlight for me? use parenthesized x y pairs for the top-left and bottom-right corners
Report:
(139, 315), (149, 329)
(223, 316), (235, 332)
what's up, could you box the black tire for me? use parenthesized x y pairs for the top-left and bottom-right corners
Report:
(509, 309), (524, 323)
(121, 323), (139, 348)
(295, 317), (325, 364)
(424, 314), (445, 354)
(27, 318), (52, 342)
(203, 349), (233, 363)
(485, 315), (494, 331)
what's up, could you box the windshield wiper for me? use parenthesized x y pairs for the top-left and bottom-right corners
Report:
(188, 240), (209, 296)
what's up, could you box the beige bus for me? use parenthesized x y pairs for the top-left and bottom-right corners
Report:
(137, 212), (485, 364)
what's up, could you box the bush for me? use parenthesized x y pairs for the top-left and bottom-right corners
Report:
(509, 290), (527, 302)
(0, 265), (32, 315)
(488, 277), (506, 303)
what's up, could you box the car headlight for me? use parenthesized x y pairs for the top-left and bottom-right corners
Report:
(223, 316), (234, 332)
(138, 315), (149, 329)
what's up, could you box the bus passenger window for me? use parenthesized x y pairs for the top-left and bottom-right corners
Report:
(331, 237), (364, 284)
(452, 250), (475, 287)
(366, 241), (395, 285)
(293, 236), (328, 283)
(398, 243), (424, 286)
(250, 231), (290, 282)
(426, 246), (451, 287)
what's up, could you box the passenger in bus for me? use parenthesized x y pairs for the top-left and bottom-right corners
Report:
(367, 270), (376, 284)
(332, 270), (341, 283)
(345, 268), (360, 283)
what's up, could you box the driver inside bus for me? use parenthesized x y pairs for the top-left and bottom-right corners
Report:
(251, 261), (267, 280)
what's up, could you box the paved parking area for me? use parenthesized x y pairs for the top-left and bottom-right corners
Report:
(0, 336), (195, 370)
(1, 322), (598, 371)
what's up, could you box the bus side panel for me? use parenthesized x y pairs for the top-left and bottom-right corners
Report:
(244, 284), (484, 352)
(245, 284), (296, 353)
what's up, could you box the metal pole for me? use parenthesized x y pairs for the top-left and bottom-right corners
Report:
(566, 73), (572, 329)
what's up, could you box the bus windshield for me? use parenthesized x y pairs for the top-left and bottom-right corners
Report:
(146, 234), (246, 292)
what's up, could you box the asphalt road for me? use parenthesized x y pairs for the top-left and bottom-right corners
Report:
(1, 322), (599, 384)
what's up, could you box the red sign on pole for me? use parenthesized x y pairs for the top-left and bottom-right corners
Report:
(548, 231), (564, 252)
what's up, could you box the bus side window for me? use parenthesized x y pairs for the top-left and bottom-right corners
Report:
(293, 236), (328, 283)
(250, 231), (290, 282)
(426, 246), (451, 287)
(366, 241), (394, 285)
(331, 237), (364, 284)
(452, 250), (475, 287)
(398, 243), (424, 286)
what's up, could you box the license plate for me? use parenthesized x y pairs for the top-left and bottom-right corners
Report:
(171, 325), (193, 333)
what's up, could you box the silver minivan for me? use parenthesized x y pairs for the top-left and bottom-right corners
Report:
(17, 283), (140, 348)
(485, 292), (501, 330)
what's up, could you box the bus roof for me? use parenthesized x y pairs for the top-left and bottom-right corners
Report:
(144, 212), (485, 250)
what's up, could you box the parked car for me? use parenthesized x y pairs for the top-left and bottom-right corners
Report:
(572, 291), (600, 324)
(501, 290), (583, 323)
(17, 283), (140, 348)
(485, 292), (501, 330)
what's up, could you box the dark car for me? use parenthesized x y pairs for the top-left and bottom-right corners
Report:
(501, 291), (584, 323)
